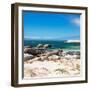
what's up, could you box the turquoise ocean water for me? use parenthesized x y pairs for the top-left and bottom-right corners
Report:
(24, 40), (80, 51)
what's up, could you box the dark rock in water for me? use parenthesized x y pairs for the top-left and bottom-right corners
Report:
(37, 44), (43, 48)
(37, 44), (52, 49)
(24, 48), (45, 55)
(24, 54), (34, 61)
(43, 44), (52, 48)
(37, 44), (51, 49)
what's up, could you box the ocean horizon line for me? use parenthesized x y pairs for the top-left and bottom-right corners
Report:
(24, 38), (80, 41)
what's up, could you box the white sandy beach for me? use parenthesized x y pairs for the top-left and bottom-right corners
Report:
(24, 48), (80, 78)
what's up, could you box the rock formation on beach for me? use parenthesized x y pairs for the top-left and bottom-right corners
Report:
(37, 44), (43, 48)
(24, 48), (45, 55)
(43, 44), (52, 48)
(24, 44), (80, 78)
(37, 44), (52, 48)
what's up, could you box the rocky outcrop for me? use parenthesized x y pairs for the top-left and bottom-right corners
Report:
(66, 51), (80, 56)
(37, 44), (52, 49)
(24, 48), (46, 55)
(24, 48), (31, 53)
(45, 50), (63, 56)
(37, 44), (43, 48)
(43, 44), (52, 48)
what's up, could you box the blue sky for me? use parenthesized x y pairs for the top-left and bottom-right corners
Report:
(23, 11), (80, 40)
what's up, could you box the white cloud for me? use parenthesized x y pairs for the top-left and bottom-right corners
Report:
(71, 18), (80, 26)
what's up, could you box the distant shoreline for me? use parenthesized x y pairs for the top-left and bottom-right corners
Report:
(65, 40), (80, 43)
